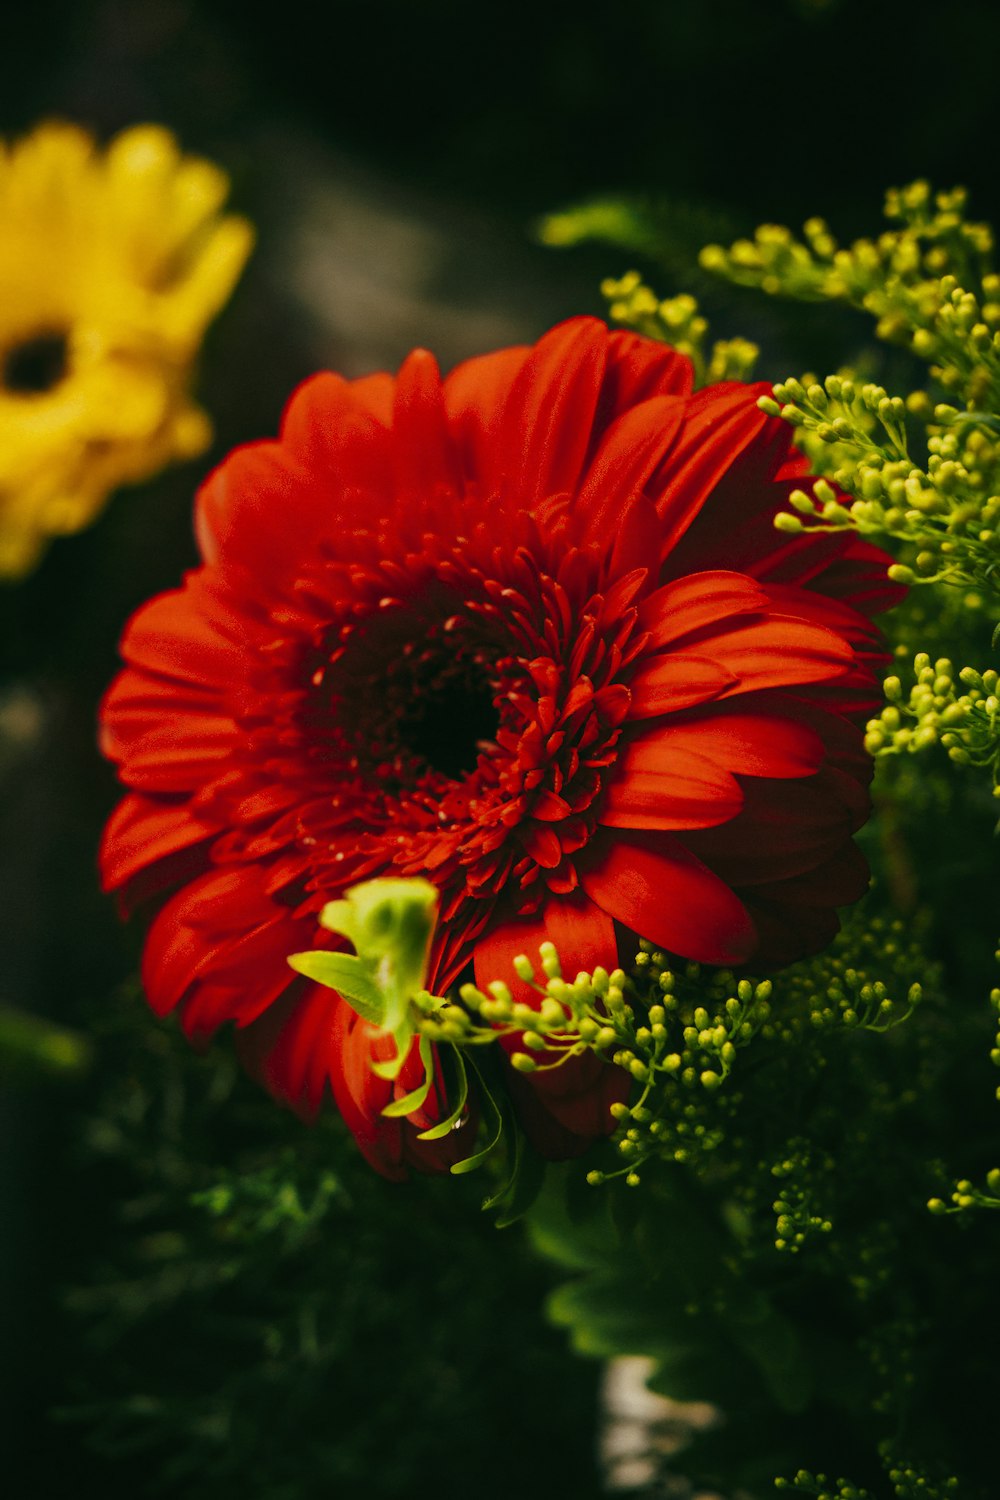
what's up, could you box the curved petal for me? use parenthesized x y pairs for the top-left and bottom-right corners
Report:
(391, 347), (462, 499)
(628, 710), (826, 780)
(100, 669), (237, 792)
(626, 653), (737, 719)
(581, 831), (756, 964)
(600, 329), (694, 410)
(682, 772), (863, 886)
(116, 569), (250, 689)
(474, 896), (629, 1145)
(483, 317), (610, 500)
(649, 382), (782, 553)
(141, 864), (311, 1037)
(442, 342), (530, 480)
(99, 791), (216, 896)
(194, 439), (311, 572)
(576, 395), (686, 541)
(684, 613), (856, 694)
(601, 743), (744, 830)
(638, 570), (773, 649)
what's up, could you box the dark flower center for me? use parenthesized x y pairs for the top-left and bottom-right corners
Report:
(311, 607), (503, 786)
(395, 672), (500, 780)
(2, 330), (69, 394)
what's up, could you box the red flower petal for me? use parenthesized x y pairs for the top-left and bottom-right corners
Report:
(490, 318), (610, 500)
(391, 348), (462, 498)
(582, 831), (756, 964)
(100, 318), (899, 1174)
(599, 329), (694, 409)
(473, 896), (630, 1149)
(626, 653), (737, 718)
(649, 382), (781, 553)
(630, 710), (826, 780)
(638, 570), (773, 649)
(686, 613), (856, 693)
(576, 396), (686, 540)
(99, 792), (216, 896)
(601, 743), (744, 830)
(141, 865), (308, 1036)
(442, 342), (531, 480)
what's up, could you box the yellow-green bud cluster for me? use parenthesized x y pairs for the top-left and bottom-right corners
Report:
(770, 1146), (834, 1254)
(585, 945), (777, 1188)
(760, 379), (1000, 594)
(702, 183), (997, 403)
(927, 1164), (1000, 1217)
(775, 1457), (959, 1500)
(600, 270), (758, 387)
(368, 901), (937, 1206)
(775, 1470), (875, 1499)
(700, 184), (1000, 597)
(452, 949), (631, 1082)
(763, 915), (933, 1042)
(866, 655), (1000, 799)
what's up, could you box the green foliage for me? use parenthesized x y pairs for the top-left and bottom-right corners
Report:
(538, 194), (737, 277)
(600, 270), (759, 385)
(59, 990), (601, 1500)
(865, 655), (1000, 804)
(0, 1002), (91, 1078)
(518, 178), (1000, 1499)
(696, 185), (1000, 600)
(700, 182), (997, 405)
(289, 876), (439, 1071)
(519, 905), (999, 1496)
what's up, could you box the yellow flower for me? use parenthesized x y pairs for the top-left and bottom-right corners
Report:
(0, 122), (253, 578)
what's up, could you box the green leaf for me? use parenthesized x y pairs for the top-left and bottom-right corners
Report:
(493, 1132), (546, 1229)
(525, 1161), (621, 1271)
(725, 1296), (812, 1415)
(450, 1056), (504, 1176)
(316, 899), (355, 944)
(286, 951), (383, 1024)
(417, 1048), (469, 1140)
(370, 1021), (416, 1082)
(322, 878), (437, 999)
(546, 1272), (676, 1360)
(381, 1035), (435, 1119)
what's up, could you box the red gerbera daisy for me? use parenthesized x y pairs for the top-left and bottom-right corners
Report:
(99, 317), (898, 1178)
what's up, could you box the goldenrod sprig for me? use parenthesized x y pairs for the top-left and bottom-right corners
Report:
(702, 182), (998, 408)
(601, 270), (758, 386)
(762, 380), (1000, 595)
(865, 655), (1000, 798)
(927, 1166), (1000, 1217)
(776, 1457), (959, 1500)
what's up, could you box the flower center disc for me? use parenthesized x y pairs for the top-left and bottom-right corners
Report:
(395, 672), (500, 780)
(2, 330), (69, 394)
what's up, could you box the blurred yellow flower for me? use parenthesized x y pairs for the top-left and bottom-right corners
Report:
(0, 122), (254, 577)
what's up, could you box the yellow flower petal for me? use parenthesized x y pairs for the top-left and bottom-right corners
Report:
(0, 120), (252, 579)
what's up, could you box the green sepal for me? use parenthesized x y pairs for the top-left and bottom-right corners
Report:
(381, 1035), (434, 1118)
(417, 1048), (469, 1140)
(317, 898), (355, 944)
(320, 878), (437, 1004)
(450, 1055), (504, 1176)
(286, 951), (383, 1025)
(370, 1023), (415, 1082)
(490, 1125), (547, 1228)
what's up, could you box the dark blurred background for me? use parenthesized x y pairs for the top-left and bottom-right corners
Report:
(0, 1), (994, 1494)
